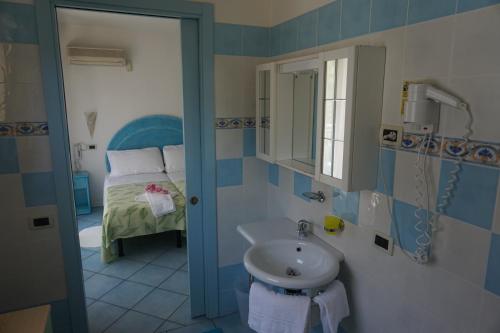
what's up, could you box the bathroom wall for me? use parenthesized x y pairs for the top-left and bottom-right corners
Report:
(0, 0), (68, 329)
(59, 10), (183, 206)
(263, 1), (500, 332)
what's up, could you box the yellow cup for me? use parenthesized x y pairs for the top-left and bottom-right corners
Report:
(324, 215), (344, 235)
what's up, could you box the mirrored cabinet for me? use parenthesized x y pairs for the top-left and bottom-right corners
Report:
(255, 46), (385, 192)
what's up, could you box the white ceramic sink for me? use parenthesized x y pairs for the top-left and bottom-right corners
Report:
(243, 238), (340, 290)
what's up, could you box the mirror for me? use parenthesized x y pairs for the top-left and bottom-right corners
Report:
(291, 70), (318, 167)
(258, 70), (271, 156)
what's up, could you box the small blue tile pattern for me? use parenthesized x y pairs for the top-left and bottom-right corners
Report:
(242, 26), (270, 57)
(279, 19), (299, 54)
(392, 200), (433, 253)
(0, 137), (19, 174)
(268, 163), (279, 186)
(293, 172), (312, 202)
(0, 1), (37, 43)
(332, 189), (360, 225)
(0, 122), (49, 137)
(217, 158), (243, 187)
(218, 263), (247, 316)
(215, 117), (255, 129)
(485, 233), (500, 296)
(215, 23), (269, 57)
(458, 0), (500, 12)
(371, 0), (409, 32)
(297, 10), (318, 50)
(341, 0), (371, 39)
(375, 148), (396, 196)
(318, 1), (341, 45)
(270, 25), (281, 57)
(243, 128), (256, 157)
(437, 161), (499, 230)
(408, 0), (457, 24)
(21, 172), (57, 207)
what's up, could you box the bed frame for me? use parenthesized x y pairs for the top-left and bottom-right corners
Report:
(106, 114), (185, 255)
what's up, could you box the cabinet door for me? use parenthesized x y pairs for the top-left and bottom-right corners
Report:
(315, 47), (356, 189)
(256, 63), (276, 162)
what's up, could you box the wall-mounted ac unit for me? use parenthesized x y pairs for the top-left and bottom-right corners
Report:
(67, 47), (132, 71)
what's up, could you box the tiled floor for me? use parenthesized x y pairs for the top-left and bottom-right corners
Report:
(78, 208), (254, 333)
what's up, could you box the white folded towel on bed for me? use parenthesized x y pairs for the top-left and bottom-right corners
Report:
(145, 191), (176, 218)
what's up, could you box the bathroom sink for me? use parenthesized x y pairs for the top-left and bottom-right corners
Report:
(243, 239), (340, 290)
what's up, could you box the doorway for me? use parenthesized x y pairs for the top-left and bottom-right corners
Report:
(36, 1), (217, 332)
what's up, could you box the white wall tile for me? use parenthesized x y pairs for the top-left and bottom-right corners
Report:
(403, 17), (454, 79)
(216, 129), (243, 159)
(433, 215), (491, 286)
(242, 157), (268, 222)
(5, 82), (47, 122)
(393, 150), (441, 210)
(5, 44), (42, 84)
(478, 291), (500, 333)
(0, 174), (25, 215)
(16, 136), (53, 173)
(278, 166), (293, 194)
(452, 5), (500, 77)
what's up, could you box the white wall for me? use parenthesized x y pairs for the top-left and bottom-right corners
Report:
(270, 0), (334, 25)
(192, 0), (272, 26)
(266, 5), (500, 333)
(58, 10), (183, 206)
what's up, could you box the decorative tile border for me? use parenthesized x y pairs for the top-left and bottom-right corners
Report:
(0, 122), (49, 136)
(385, 132), (500, 168)
(215, 117), (255, 129)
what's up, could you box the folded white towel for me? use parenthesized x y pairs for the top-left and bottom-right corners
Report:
(145, 191), (176, 218)
(248, 282), (311, 333)
(313, 280), (349, 333)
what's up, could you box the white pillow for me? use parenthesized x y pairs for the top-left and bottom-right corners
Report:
(107, 147), (165, 177)
(162, 145), (185, 173)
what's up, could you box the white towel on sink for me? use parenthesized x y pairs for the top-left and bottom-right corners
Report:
(313, 280), (349, 333)
(248, 282), (311, 333)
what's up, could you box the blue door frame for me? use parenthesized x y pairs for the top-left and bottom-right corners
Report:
(35, 1), (218, 331)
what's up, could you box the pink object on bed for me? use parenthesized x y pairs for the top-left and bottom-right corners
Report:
(145, 183), (169, 194)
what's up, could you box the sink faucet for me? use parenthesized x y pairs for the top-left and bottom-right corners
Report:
(297, 220), (311, 239)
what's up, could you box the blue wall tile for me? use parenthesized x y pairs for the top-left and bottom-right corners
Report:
(22, 172), (57, 207)
(458, 0), (500, 12)
(392, 199), (433, 253)
(242, 26), (270, 57)
(0, 137), (19, 174)
(341, 0), (371, 39)
(297, 10), (318, 50)
(332, 189), (360, 225)
(408, 0), (456, 24)
(293, 172), (312, 202)
(437, 161), (499, 230)
(375, 149), (396, 196)
(485, 233), (500, 296)
(280, 19), (298, 54)
(217, 159), (243, 187)
(218, 263), (247, 315)
(270, 25), (281, 56)
(214, 23), (242, 56)
(318, 1), (341, 45)
(50, 299), (72, 333)
(371, 0), (409, 32)
(243, 128), (256, 157)
(268, 163), (279, 186)
(0, 2), (37, 43)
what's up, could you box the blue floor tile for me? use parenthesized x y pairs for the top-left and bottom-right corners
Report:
(213, 313), (253, 333)
(83, 253), (108, 273)
(81, 248), (95, 260)
(104, 310), (163, 333)
(101, 281), (153, 309)
(87, 301), (126, 333)
(169, 300), (208, 326)
(151, 249), (187, 270)
(128, 264), (176, 287)
(159, 270), (189, 295)
(133, 288), (187, 320)
(84, 274), (122, 299)
(83, 270), (95, 280)
(86, 298), (96, 307)
(155, 320), (182, 332)
(168, 322), (216, 333)
(100, 259), (145, 279)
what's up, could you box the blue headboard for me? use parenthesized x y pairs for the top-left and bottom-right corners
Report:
(106, 115), (183, 172)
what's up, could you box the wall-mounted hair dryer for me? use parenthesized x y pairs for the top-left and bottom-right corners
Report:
(404, 83), (467, 133)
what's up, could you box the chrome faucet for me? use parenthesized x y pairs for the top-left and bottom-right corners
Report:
(297, 219), (311, 239)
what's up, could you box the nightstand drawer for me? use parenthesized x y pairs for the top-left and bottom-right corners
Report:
(73, 176), (88, 189)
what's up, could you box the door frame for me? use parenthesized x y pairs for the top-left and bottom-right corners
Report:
(35, 1), (217, 331)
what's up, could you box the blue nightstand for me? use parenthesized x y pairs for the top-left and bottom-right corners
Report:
(73, 171), (91, 215)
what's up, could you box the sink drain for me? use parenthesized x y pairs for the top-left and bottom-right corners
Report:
(286, 267), (301, 277)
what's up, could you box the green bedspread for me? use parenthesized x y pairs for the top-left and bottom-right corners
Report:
(102, 179), (186, 263)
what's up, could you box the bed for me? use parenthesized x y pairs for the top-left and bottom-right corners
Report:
(101, 115), (186, 263)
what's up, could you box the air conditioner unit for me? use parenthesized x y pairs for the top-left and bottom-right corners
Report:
(67, 47), (132, 71)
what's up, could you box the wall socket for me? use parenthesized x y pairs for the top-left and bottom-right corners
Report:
(373, 231), (394, 255)
(29, 216), (53, 230)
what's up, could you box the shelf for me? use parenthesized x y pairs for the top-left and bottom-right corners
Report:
(276, 159), (315, 177)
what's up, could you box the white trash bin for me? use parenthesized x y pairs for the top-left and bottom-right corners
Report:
(234, 278), (250, 327)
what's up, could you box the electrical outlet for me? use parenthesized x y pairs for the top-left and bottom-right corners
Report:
(88, 144), (96, 150)
(373, 231), (394, 255)
(29, 216), (53, 229)
(380, 124), (403, 147)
